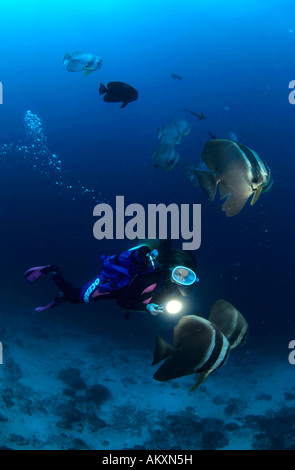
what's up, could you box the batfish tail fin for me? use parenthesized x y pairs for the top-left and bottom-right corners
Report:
(152, 335), (173, 366)
(194, 169), (217, 201)
(63, 52), (71, 64)
(99, 83), (107, 95)
(190, 371), (210, 392)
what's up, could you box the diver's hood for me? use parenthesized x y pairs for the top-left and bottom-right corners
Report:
(171, 266), (198, 286)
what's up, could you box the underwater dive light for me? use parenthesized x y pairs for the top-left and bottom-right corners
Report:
(165, 300), (183, 315)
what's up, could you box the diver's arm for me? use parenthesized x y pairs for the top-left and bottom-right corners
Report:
(116, 297), (149, 313)
(116, 296), (163, 314)
(146, 303), (164, 315)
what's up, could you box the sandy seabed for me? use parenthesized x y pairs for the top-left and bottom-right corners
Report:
(0, 303), (294, 451)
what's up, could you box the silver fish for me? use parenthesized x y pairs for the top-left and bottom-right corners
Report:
(208, 299), (249, 350)
(152, 315), (230, 391)
(171, 117), (192, 137)
(63, 52), (102, 75)
(186, 139), (272, 217)
(152, 142), (180, 170)
(157, 122), (183, 145)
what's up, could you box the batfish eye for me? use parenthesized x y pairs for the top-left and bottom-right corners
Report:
(252, 177), (258, 184)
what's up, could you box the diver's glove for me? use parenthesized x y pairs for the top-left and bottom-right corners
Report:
(146, 249), (158, 269)
(146, 303), (164, 315)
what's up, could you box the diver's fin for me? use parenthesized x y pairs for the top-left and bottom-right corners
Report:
(152, 335), (173, 366)
(34, 292), (66, 313)
(24, 265), (58, 282)
(250, 187), (263, 206)
(194, 169), (217, 202)
(63, 52), (71, 64)
(99, 83), (107, 95)
(190, 371), (210, 392)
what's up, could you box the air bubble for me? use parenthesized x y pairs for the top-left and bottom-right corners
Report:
(0, 110), (107, 204)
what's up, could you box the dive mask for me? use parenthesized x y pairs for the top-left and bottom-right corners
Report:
(171, 266), (198, 286)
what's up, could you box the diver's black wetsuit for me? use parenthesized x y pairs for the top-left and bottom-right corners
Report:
(52, 269), (181, 312)
(25, 241), (196, 313)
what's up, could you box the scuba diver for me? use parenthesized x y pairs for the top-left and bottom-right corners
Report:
(24, 240), (198, 315)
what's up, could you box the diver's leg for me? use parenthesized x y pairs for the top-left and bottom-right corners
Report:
(52, 272), (111, 305)
(79, 276), (112, 303)
(27, 267), (109, 311)
(26, 268), (81, 312)
(51, 271), (81, 304)
(34, 292), (67, 312)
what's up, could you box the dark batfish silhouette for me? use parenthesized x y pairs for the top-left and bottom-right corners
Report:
(171, 73), (183, 80)
(184, 139), (273, 217)
(152, 315), (230, 391)
(99, 82), (138, 108)
(184, 109), (207, 120)
(208, 299), (249, 350)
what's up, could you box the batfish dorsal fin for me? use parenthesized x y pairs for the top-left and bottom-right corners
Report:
(202, 139), (243, 173)
(63, 52), (71, 63)
(152, 335), (173, 366)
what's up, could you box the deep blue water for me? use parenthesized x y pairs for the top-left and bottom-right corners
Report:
(0, 0), (295, 450)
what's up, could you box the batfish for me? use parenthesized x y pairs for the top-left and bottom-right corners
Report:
(209, 299), (249, 349)
(154, 117), (192, 170)
(63, 52), (102, 75)
(185, 139), (273, 216)
(172, 117), (192, 137)
(99, 82), (138, 108)
(152, 315), (230, 391)
(152, 142), (180, 170)
(157, 122), (183, 145)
